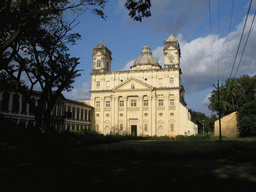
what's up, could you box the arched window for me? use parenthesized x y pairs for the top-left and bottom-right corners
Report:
(52, 105), (56, 116)
(144, 124), (147, 131)
(105, 126), (110, 135)
(77, 108), (80, 120)
(88, 111), (91, 121)
(62, 105), (66, 117)
(21, 97), (27, 114)
(120, 124), (123, 131)
(72, 107), (76, 119)
(96, 124), (99, 131)
(29, 98), (36, 115)
(81, 109), (84, 121)
(170, 124), (174, 131)
(12, 94), (20, 113)
(1, 91), (10, 112)
(67, 106), (71, 119)
(85, 110), (87, 121)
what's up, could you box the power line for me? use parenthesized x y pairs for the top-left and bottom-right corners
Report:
(217, 0), (220, 79)
(234, 11), (256, 78)
(223, 0), (235, 82)
(229, 0), (253, 78)
(209, 0), (214, 84)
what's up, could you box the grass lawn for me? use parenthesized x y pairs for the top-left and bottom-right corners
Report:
(1, 138), (256, 191)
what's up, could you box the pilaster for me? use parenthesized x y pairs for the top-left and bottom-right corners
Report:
(124, 96), (127, 134)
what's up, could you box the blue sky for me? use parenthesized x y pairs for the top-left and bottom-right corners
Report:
(62, 0), (256, 116)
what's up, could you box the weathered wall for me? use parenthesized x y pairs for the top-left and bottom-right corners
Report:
(214, 112), (239, 137)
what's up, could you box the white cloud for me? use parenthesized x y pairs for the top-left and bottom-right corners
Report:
(122, 59), (135, 71)
(201, 93), (212, 105)
(63, 82), (91, 100)
(152, 46), (164, 66)
(121, 14), (256, 94)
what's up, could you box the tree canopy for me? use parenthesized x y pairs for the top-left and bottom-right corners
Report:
(0, 0), (153, 131)
(189, 109), (211, 134)
(208, 75), (256, 137)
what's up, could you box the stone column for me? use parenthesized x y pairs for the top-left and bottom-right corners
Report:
(152, 92), (157, 136)
(9, 92), (13, 113)
(139, 96), (143, 136)
(124, 96), (127, 135)
(100, 97), (104, 134)
(148, 95), (152, 136)
(114, 96), (118, 134)
(19, 93), (22, 114)
(164, 94), (169, 136)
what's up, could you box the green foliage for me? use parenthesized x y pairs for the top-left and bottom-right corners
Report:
(189, 109), (210, 133)
(238, 100), (256, 137)
(175, 133), (211, 141)
(146, 136), (170, 141)
(208, 76), (256, 137)
(208, 86), (231, 117)
(208, 76), (256, 117)
(124, 0), (151, 21)
(0, 0), (110, 130)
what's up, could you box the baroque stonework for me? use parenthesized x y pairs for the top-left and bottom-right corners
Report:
(89, 35), (198, 136)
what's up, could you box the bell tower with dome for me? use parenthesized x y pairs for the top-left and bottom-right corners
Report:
(163, 34), (181, 69)
(89, 36), (197, 137)
(92, 41), (112, 73)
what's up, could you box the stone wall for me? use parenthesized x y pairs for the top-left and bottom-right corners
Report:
(214, 112), (239, 137)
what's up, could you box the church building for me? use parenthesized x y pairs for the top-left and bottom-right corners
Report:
(89, 35), (198, 136)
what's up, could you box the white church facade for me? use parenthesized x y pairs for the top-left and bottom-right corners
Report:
(89, 35), (198, 136)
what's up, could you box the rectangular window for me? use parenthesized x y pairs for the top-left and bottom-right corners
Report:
(119, 101), (124, 107)
(106, 101), (110, 107)
(131, 83), (135, 89)
(131, 100), (137, 107)
(159, 100), (163, 106)
(158, 78), (163, 86)
(96, 81), (100, 87)
(170, 99), (174, 106)
(170, 77), (174, 84)
(97, 60), (101, 67)
(106, 81), (110, 88)
(143, 100), (148, 106)
(96, 101), (100, 108)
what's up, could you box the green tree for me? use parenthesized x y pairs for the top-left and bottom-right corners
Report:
(3, 17), (82, 130)
(1, 0), (107, 130)
(208, 87), (231, 117)
(189, 110), (210, 134)
(236, 75), (256, 103)
(238, 100), (256, 137)
(0, 0), (153, 131)
(0, 0), (107, 69)
(225, 78), (240, 111)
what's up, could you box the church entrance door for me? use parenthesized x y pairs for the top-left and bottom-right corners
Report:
(131, 125), (137, 136)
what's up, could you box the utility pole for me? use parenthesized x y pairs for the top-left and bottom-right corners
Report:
(199, 120), (205, 135)
(213, 80), (222, 141)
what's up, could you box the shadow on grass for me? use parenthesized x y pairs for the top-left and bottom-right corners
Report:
(1, 128), (256, 191)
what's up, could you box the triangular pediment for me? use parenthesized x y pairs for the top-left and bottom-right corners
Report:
(112, 77), (153, 91)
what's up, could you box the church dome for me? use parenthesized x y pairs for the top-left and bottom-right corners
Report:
(132, 45), (160, 67)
